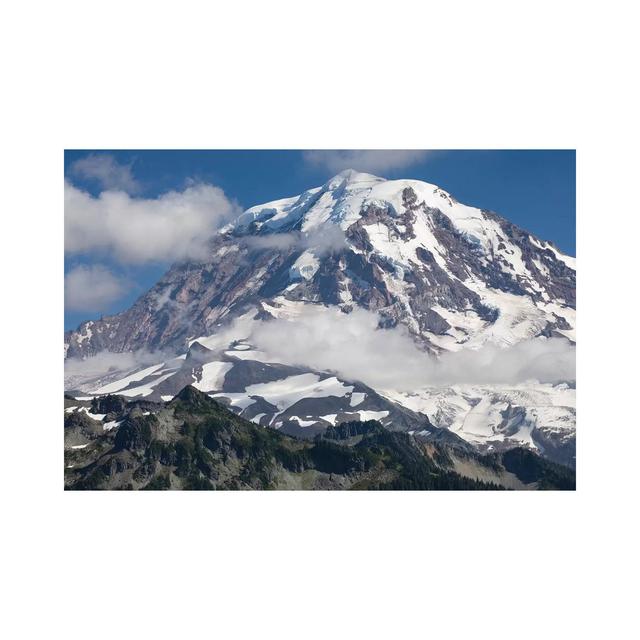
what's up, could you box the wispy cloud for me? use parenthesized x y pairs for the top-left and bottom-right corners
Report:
(249, 306), (576, 389)
(64, 180), (241, 264)
(303, 150), (431, 175)
(65, 264), (129, 312)
(241, 225), (346, 255)
(64, 348), (175, 390)
(69, 154), (141, 194)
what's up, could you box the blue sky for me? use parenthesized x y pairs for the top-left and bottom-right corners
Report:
(64, 149), (575, 331)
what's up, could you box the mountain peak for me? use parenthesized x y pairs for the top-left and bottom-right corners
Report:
(67, 169), (576, 363)
(326, 169), (384, 186)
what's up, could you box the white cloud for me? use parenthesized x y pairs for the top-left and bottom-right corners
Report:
(69, 154), (140, 194)
(64, 349), (159, 379)
(65, 180), (241, 264)
(303, 150), (431, 175)
(64, 348), (175, 390)
(64, 307), (575, 393)
(242, 225), (346, 255)
(249, 306), (576, 389)
(65, 264), (128, 312)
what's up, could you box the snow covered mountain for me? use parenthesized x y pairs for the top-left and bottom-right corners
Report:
(65, 170), (576, 466)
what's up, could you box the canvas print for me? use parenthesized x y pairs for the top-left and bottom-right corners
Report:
(64, 150), (576, 490)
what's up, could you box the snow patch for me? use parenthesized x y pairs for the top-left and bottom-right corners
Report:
(214, 373), (353, 415)
(358, 410), (389, 421)
(289, 251), (320, 281)
(77, 407), (106, 421)
(193, 361), (233, 393)
(94, 362), (165, 394)
(349, 392), (366, 407)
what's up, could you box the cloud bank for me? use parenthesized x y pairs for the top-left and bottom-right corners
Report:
(64, 306), (575, 392)
(65, 180), (241, 264)
(249, 306), (575, 389)
(69, 154), (140, 194)
(303, 150), (431, 175)
(65, 264), (129, 312)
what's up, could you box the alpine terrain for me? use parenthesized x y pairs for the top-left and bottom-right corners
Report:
(64, 170), (576, 488)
